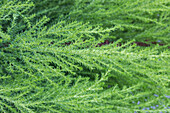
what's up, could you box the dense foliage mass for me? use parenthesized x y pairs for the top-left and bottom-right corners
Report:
(0, 0), (170, 113)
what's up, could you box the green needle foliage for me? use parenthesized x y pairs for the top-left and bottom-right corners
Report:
(28, 0), (170, 43)
(0, 0), (170, 113)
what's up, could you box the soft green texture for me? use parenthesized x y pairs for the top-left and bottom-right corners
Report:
(0, 0), (170, 113)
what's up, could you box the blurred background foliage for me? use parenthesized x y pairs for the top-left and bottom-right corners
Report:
(27, 0), (170, 44)
(1, 0), (170, 44)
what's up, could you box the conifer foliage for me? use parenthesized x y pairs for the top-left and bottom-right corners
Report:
(0, 0), (170, 113)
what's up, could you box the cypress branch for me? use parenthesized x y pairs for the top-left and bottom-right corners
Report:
(0, 0), (170, 112)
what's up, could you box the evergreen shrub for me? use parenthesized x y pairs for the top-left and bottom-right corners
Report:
(0, 0), (170, 112)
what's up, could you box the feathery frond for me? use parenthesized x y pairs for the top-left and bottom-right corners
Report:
(0, 0), (170, 113)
